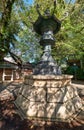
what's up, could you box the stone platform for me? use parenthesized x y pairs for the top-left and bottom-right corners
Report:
(14, 75), (83, 122)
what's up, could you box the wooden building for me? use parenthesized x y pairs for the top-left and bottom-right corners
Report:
(0, 57), (33, 82)
(0, 57), (20, 82)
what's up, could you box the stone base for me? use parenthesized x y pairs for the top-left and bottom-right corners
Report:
(14, 75), (83, 122)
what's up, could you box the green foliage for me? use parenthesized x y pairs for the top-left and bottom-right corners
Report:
(14, 27), (42, 62)
(76, 68), (84, 80)
(0, 0), (21, 59)
(0, 0), (84, 64)
(65, 66), (84, 80)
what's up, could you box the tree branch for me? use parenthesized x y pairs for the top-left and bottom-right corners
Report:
(76, 26), (84, 33)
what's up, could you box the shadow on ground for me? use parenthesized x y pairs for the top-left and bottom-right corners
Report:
(0, 81), (84, 130)
(0, 99), (84, 130)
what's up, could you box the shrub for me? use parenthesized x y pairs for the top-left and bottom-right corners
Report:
(65, 66), (84, 80)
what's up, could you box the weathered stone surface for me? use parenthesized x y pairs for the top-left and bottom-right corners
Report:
(15, 74), (83, 122)
(33, 80), (46, 87)
(18, 85), (46, 102)
(0, 89), (14, 101)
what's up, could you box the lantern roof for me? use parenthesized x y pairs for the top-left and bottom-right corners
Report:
(33, 14), (61, 35)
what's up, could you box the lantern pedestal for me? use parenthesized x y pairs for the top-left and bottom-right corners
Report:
(15, 75), (83, 122)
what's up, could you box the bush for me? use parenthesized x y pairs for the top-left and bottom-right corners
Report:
(76, 68), (84, 80)
(65, 66), (84, 80)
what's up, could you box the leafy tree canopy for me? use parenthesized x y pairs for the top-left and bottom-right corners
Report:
(0, 0), (84, 66)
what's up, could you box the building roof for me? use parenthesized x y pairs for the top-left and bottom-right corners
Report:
(4, 57), (17, 64)
(22, 62), (33, 69)
(0, 57), (18, 69)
